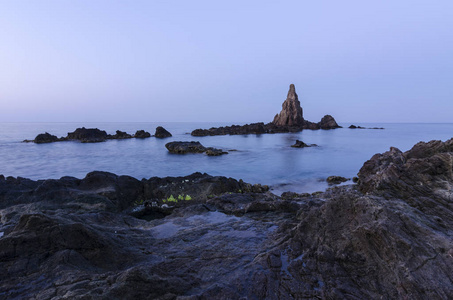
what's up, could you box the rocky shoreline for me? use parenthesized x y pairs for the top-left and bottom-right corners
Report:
(0, 138), (452, 298)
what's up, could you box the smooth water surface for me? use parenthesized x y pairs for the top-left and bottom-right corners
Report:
(0, 122), (452, 194)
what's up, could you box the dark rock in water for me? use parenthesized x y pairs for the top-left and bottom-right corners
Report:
(66, 127), (108, 143)
(349, 124), (384, 130)
(110, 130), (132, 139)
(319, 114), (341, 129)
(33, 132), (60, 143)
(326, 175), (349, 184)
(192, 122), (267, 136)
(165, 141), (207, 154)
(272, 84), (304, 127)
(165, 141), (228, 156)
(133, 130), (151, 138)
(154, 126), (172, 138)
(291, 140), (317, 148)
(205, 148), (228, 156)
(191, 84), (341, 136)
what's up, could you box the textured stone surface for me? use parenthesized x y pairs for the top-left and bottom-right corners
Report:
(272, 84), (304, 127)
(2, 139), (452, 299)
(154, 126), (172, 138)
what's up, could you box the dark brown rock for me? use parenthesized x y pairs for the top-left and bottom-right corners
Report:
(165, 141), (207, 154)
(272, 84), (304, 127)
(33, 132), (60, 143)
(154, 126), (172, 138)
(134, 130), (151, 138)
(291, 140), (317, 148)
(318, 115), (341, 129)
(110, 130), (132, 139)
(66, 127), (108, 143)
(326, 175), (349, 184)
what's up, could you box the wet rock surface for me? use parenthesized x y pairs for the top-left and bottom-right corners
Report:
(326, 175), (349, 185)
(1, 138), (453, 299)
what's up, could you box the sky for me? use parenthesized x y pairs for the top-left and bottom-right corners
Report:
(1, 0), (452, 123)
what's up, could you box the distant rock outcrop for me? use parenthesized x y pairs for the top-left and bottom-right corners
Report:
(291, 140), (317, 148)
(272, 84), (304, 127)
(191, 84), (341, 136)
(134, 130), (151, 138)
(154, 126), (172, 138)
(165, 141), (228, 156)
(30, 132), (60, 144)
(319, 115), (341, 129)
(67, 127), (108, 143)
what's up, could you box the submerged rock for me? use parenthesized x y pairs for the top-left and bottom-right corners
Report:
(154, 126), (172, 138)
(291, 140), (317, 148)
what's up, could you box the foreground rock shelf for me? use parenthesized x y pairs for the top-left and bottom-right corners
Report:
(1, 138), (453, 298)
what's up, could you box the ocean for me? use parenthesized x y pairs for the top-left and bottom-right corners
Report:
(1, 122), (452, 194)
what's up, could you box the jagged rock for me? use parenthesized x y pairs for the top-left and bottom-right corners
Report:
(66, 127), (108, 143)
(272, 84), (304, 127)
(1, 138), (453, 299)
(110, 130), (132, 139)
(133, 130), (151, 138)
(291, 140), (317, 148)
(319, 115), (341, 129)
(357, 138), (453, 201)
(326, 175), (349, 184)
(154, 126), (172, 138)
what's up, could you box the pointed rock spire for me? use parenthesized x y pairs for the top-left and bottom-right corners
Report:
(272, 84), (304, 127)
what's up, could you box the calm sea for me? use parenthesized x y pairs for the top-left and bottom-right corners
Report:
(0, 122), (452, 194)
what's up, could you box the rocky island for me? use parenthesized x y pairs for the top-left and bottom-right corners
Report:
(191, 84), (341, 136)
(23, 127), (173, 143)
(0, 138), (452, 298)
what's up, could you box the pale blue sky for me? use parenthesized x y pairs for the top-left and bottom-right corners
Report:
(1, 1), (452, 123)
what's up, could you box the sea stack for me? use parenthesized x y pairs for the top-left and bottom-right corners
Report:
(272, 84), (304, 127)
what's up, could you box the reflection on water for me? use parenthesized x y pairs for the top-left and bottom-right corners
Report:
(0, 122), (452, 193)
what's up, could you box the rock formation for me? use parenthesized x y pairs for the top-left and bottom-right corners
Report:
(24, 128), (152, 143)
(154, 126), (172, 138)
(165, 141), (228, 156)
(291, 140), (317, 148)
(1, 138), (453, 298)
(272, 84), (304, 127)
(191, 84), (341, 136)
